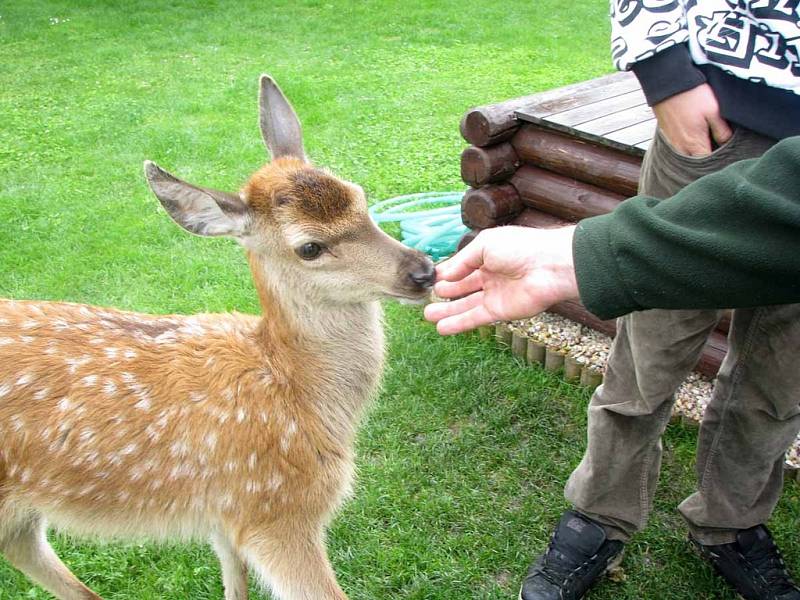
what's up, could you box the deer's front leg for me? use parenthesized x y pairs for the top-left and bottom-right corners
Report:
(242, 524), (347, 600)
(211, 531), (249, 600)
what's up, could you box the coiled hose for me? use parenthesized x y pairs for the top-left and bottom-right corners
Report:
(368, 191), (468, 261)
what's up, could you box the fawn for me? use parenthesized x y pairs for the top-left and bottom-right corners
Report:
(0, 75), (435, 600)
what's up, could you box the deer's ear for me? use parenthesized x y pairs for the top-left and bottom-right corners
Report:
(143, 161), (252, 238)
(259, 74), (306, 161)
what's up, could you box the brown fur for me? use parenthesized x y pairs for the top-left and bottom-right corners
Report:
(0, 76), (434, 600)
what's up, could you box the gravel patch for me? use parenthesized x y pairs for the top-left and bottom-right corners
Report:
(505, 312), (800, 470)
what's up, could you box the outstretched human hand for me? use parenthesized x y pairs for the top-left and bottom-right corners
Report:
(424, 225), (579, 335)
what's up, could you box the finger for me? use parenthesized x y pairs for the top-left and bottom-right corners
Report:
(436, 304), (496, 336)
(433, 270), (483, 299)
(708, 116), (733, 147)
(424, 291), (485, 323)
(435, 235), (486, 282)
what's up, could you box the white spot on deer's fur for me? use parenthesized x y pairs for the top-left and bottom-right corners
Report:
(169, 463), (196, 480)
(259, 410), (269, 423)
(0, 383), (12, 397)
(267, 473), (284, 491)
(236, 408), (247, 423)
(108, 454), (122, 466)
(129, 465), (145, 481)
(248, 452), (257, 471)
(283, 419), (298, 449)
(81, 374), (98, 387)
(103, 380), (117, 396)
(52, 319), (69, 331)
(204, 431), (217, 450)
(225, 461), (238, 473)
(117, 491), (130, 502)
(190, 392), (206, 403)
(79, 307), (93, 317)
(120, 443), (137, 455)
(20, 335), (35, 343)
(65, 356), (91, 374)
(11, 416), (24, 431)
(20, 468), (32, 483)
(105, 347), (118, 359)
(41, 427), (52, 440)
(22, 320), (38, 329)
(89, 337), (105, 345)
(33, 388), (49, 401)
(78, 484), (96, 497)
(76, 323), (91, 332)
(8, 464), (18, 477)
(0, 337), (13, 346)
(246, 480), (261, 493)
(123, 349), (137, 359)
(58, 397), (71, 411)
(222, 387), (234, 402)
(16, 373), (33, 386)
(150, 479), (163, 490)
(121, 372), (136, 384)
(134, 397), (151, 411)
(170, 441), (190, 458)
(79, 429), (95, 443)
(144, 425), (160, 441)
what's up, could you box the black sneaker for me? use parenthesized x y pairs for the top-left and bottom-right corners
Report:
(691, 524), (800, 600)
(519, 510), (625, 600)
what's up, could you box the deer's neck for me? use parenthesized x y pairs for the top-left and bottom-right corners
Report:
(248, 253), (385, 441)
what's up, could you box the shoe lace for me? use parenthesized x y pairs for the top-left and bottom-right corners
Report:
(540, 537), (583, 586)
(744, 538), (798, 594)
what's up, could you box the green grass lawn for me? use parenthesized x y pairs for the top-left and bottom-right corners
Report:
(1, 1), (798, 598)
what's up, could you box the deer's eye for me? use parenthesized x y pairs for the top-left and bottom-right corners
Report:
(296, 242), (324, 260)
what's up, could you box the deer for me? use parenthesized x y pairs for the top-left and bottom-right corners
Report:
(0, 75), (435, 600)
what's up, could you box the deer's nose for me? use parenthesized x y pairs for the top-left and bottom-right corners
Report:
(408, 261), (436, 288)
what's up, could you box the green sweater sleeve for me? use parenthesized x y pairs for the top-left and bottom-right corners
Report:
(573, 136), (800, 320)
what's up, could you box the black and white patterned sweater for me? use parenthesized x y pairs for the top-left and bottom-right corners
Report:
(611, 0), (800, 139)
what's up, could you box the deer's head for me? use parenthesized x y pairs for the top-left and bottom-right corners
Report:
(144, 75), (435, 307)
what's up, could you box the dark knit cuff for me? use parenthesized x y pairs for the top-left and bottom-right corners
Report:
(631, 43), (707, 106)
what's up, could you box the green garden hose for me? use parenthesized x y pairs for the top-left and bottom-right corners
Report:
(369, 191), (468, 261)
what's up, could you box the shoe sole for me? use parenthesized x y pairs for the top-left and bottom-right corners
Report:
(517, 550), (625, 600)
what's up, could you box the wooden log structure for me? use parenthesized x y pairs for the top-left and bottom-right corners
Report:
(461, 143), (520, 187)
(511, 126), (641, 197)
(458, 72), (733, 380)
(510, 165), (625, 221)
(461, 184), (523, 229)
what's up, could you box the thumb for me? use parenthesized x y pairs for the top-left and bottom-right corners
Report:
(436, 232), (487, 282)
(708, 115), (733, 147)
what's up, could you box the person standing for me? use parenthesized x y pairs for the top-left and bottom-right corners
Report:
(516, 3), (800, 599)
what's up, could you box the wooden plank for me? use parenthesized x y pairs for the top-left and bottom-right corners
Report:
(515, 72), (640, 121)
(606, 118), (658, 147)
(576, 103), (656, 137)
(461, 71), (633, 147)
(541, 89), (648, 128)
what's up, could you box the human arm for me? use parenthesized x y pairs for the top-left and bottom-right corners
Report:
(424, 137), (800, 334)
